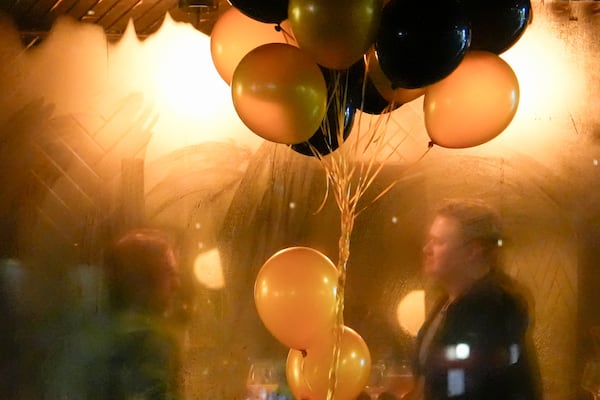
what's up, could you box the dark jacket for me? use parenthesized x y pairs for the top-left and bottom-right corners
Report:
(108, 310), (182, 400)
(414, 271), (542, 400)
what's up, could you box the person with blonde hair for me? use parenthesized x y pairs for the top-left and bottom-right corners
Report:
(410, 198), (542, 400)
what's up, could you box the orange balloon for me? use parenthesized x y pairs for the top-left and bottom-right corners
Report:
(254, 247), (338, 350)
(289, 0), (383, 70)
(231, 43), (328, 144)
(365, 48), (425, 105)
(210, 7), (296, 85)
(423, 51), (520, 148)
(286, 325), (372, 400)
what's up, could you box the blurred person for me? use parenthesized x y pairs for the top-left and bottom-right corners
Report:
(0, 259), (25, 399)
(408, 198), (542, 400)
(104, 228), (184, 400)
(43, 229), (189, 400)
(42, 263), (113, 400)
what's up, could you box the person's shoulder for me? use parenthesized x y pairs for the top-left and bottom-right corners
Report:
(456, 272), (530, 335)
(467, 271), (528, 310)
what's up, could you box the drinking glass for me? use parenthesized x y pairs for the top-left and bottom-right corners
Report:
(246, 360), (279, 400)
(582, 360), (600, 400)
(383, 361), (414, 399)
(364, 361), (387, 399)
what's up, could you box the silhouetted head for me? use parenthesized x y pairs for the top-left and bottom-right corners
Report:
(423, 198), (503, 298)
(104, 228), (179, 313)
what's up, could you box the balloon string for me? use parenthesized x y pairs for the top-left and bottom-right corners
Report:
(326, 183), (355, 400)
(313, 168), (331, 215)
(316, 65), (432, 400)
(300, 350), (315, 394)
(356, 138), (433, 217)
(277, 25), (295, 45)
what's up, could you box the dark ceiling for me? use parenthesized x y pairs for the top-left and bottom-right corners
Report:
(0, 0), (231, 44)
(1, 0), (599, 46)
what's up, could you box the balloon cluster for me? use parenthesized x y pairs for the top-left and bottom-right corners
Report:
(254, 247), (371, 399)
(210, 0), (531, 152)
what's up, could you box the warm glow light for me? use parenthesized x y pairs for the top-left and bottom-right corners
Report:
(494, 13), (586, 157)
(151, 16), (238, 124)
(193, 248), (225, 289)
(154, 39), (207, 117)
(396, 290), (425, 337)
(501, 25), (582, 120)
(106, 14), (263, 163)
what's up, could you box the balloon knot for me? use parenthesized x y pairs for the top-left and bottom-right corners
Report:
(301, 349), (308, 358)
(275, 24), (282, 32)
(428, 141), (435, 148)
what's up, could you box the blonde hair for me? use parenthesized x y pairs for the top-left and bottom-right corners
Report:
(435, 198), (503, 264)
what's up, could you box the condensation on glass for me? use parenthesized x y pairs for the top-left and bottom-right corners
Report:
(0, 1), (598, 399)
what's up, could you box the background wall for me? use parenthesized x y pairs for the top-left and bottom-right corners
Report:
(0, 2), (598, 399)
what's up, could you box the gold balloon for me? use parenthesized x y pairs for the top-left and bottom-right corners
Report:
(210, 7), (296, 85)
(423, 51), (520, 148)
(289, 0), (383, 70)
(231, 43), (328, 144)
(286, 325), (372, 400)
(365, 48), (425, 105)
(254, 247), (338, 350)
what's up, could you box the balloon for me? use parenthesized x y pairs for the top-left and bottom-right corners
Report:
(289, 102), (354, 156)
(424, 51), (520, 148)
(210, 7), (296, 84)
(346, 60), (401, 115)
(231, 43), (328, 144)
(254, 247), (338, 350)
(286, 325), (371, 400)
(364, 48), (425, 105)
(288, 0), (383, 70)
(375, 0), (471, 88)
(291, 68), (356, 156)
(229, 0), (289, 24)
(461, 0), (531, 54)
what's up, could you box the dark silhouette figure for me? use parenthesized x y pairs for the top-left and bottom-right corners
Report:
(410, 199), (542, 400)
(104, 228), (183, 400)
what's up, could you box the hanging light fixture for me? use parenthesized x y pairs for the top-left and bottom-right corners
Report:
(178, 0), (218, 12)
(177, 0), (222, 33)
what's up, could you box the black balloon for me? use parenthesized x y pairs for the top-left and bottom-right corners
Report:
(375, 0), (471, 89)
(461, 0), (531, 54)
(228, 0), (288, 24)
(291, 68), (357, 157)
(346, 60), (401, 115)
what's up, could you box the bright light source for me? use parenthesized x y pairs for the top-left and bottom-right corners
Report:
(502, 22), (584, 121)
(456, 343), (470, 360)
(396, 290), (425, 337)
(193, 248), (225, 289)
(495, 15), (586, 159)
(445, 343), (470, 361)
(153, 18), (223, 119)
(108, 14), (264, 163)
